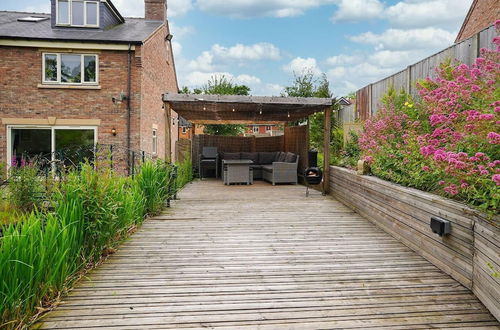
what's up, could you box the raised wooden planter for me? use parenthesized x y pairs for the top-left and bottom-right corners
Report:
(330, 166), (500, 321)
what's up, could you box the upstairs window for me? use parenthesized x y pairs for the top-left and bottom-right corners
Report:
(57, 0), (99, 27)
(43, 53), (98, 85)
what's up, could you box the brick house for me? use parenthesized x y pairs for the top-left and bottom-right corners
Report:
(0, 0), (179, 172)
(455, 0), (500, 43)
(244, 124), (283, 137)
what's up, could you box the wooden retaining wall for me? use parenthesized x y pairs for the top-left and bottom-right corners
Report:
(329, 166), (500, 320)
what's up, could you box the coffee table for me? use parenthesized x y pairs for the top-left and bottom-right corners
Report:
(222, 160), (253, 185)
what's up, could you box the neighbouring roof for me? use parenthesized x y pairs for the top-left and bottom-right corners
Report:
(338, 97), (351, 106)
(163, 94), (334, 124)
(0, 11), (163, 44)
(178, 116), (192, 128)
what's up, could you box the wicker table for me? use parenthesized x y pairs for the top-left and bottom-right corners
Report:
(223, 160), (253, 185)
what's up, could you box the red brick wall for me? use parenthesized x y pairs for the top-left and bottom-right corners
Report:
(0, 46), (143, 167)
(140, 24), (178, 160)
(144, 0), (166, 21)
(456, 0), (499, 42)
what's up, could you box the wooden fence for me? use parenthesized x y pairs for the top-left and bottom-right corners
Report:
(175, 139), (192, 163)
(339, 24), (497, 124)
(192, 125), (309, 174)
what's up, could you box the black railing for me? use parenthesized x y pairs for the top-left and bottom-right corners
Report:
(7, 144), (179, 207)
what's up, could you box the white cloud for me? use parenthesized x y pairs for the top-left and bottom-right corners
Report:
(111, 0), (144, 17)
(326, 54), (363, 66)
(283, 57), (322, 76)
(329, 0), (471, 29)
(196, 0), (336, 18)
(385, 0), (471, 29)
(169, 22), (194, 40)
(168, 0), (193, 17)
(349, 28), (456, 51)
(23, 4), (51, 13)
(331, 0), (384, 23)
(211, 43), (281, 61)
(112, 0), (192, 17)
(187, 42), (282, 72)
(182, 71), (272, 95)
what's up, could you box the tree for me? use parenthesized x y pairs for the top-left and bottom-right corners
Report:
(282, 72), (341, 154)
(183, 76), (249, 136)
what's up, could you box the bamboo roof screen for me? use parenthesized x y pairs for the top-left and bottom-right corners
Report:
(162, 94), (334, 124)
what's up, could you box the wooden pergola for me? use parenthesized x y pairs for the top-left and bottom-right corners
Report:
(162, 93), (334, 193)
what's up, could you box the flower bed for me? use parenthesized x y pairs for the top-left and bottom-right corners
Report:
(359, 31), (499, 214)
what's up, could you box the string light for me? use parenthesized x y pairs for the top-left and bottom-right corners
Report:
(287, 111), (290, 118)
(203, 107), (206, 110)
(232, 108), (235, 112)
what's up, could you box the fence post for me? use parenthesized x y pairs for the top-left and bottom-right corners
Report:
(131, 151), (136, 178)
(142, 151), (145, 163)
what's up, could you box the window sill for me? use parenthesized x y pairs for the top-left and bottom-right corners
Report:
(38, 84), (101, 90)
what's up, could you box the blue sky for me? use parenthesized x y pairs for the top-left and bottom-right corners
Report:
(3, 0), (473, 96)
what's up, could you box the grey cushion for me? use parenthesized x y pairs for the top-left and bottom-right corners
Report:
(241, 152), (259, 164)
(250, 165), (263, 169)
(222, 152), (240, 160)
(259, 152), (277, 165)
(262, 165), (273, 172)
(277, 152), (287, 162)
(284, 152), (297, 163)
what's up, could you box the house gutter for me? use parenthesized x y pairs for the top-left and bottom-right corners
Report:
(127, 43), (132, 175)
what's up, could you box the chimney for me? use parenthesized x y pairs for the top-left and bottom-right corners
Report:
(144, 0), (167, 21)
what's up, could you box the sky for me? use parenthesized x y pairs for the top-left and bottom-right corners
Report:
(3, 0), (473, 96)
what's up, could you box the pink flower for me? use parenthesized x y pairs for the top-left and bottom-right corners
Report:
(438, 180), (445, 185)
(365, 156), (373, 163)
(422, 166), (430, 172)
(493, 174), (500, 186)
(444, 184), (459, 196)
(487, 132), (500, 144)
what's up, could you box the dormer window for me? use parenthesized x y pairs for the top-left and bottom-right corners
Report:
(56, 0), (99, 27)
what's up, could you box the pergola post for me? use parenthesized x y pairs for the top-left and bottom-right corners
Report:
(165, 102), (172, 162)
(323, 106), (332, 195)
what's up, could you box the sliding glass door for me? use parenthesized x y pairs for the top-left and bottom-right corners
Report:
(8, 126), (97, 168)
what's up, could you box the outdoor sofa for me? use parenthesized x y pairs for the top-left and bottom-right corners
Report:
(220, 151), (299, 185)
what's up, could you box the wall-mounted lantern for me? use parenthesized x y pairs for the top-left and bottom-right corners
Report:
(111, 128), (117, 136)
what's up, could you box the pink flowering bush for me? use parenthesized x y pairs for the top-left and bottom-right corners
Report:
(359, 35), (500, 214)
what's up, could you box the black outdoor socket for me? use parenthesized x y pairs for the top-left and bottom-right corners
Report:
(430, 216), (451, 237)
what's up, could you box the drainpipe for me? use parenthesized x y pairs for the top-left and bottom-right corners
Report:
(127, 43), (132, 175)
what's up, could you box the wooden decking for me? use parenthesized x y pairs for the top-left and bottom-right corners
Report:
(39, 180), (499, 329)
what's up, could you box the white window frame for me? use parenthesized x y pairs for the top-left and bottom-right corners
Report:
(181, 127), (188, 134)
(42, 53), (99, 85)
(7, 125), (98, 170)
(56, 0), (100, 27)
(252, 126), (259, 133)
(266, 125), (272, 132)
(152, 129), (158, 155)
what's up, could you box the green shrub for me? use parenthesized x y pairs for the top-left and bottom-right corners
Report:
(176, 158), (193, 190)
(0, 160), (178, 328)
(136, 160), (171, 216)
(8, 163), (45, 213)
(340, 130), (361, 168)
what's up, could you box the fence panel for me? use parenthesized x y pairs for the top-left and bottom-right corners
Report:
(284, 125), (308, 174)
(352, 24), (496, 120)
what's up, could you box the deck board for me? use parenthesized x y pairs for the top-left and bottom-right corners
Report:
(38, 180), (499, 329)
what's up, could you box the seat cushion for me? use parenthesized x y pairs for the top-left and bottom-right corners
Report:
(262, 165), (274, 172)
(241, 152), (259, 164)
(284, 152), (297, 163)
(222, 152), (240, 160)
(250, 165), (263, 169)
(259, 152), (277, 165)
(277, 152), (287, 162)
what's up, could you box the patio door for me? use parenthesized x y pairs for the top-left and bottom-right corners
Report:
(8, 126), (97, 168)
